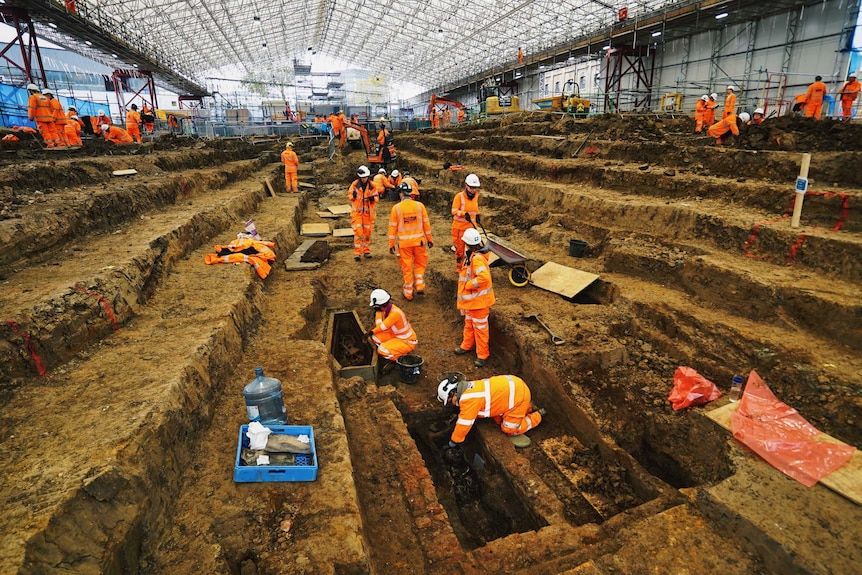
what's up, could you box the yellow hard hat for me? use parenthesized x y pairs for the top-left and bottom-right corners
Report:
(285, 142), (293, 148)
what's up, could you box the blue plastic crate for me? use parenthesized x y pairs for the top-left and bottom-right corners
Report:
(234, 424), (318, 482)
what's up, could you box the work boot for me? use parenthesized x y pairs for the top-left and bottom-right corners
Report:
(354, 255), (361, 261)
(364, 253), (373, 258)
(474, 358), (487, 367)
(537, 408), (547, 416)
(381, 360), (395, 375)
(454, 347), (469, 356)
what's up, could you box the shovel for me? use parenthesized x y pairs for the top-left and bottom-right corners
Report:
(524, 313), (565, 346)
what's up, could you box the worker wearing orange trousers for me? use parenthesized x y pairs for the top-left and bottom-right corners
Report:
(103, 125), (135, 144)
(373, 168), (394, 199)
(804, 76), (828, 120)
(366, 288), (417, 361)
(838, 74), (861, 121)
(44, 90), (71, 147)
(455, 228), (495, 367)
(694, 95), (708, 132)
(281, 142), (299, 192)
(722, 85), (737, 119)
(329, 112), (344, 148)
(388, 183), (433, 300)
(704, 93), (718, 126)
(27, 85), (59, 148)
(438, 374), (542, 445)
(348, 165), (379, 259)
(126, 105), (143, 143)
(707, 113), (747, 145)
(64, 110), (83, 146)
(451, 173), (482, 268)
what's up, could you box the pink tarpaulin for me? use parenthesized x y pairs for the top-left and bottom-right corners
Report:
(668, 366), (722, 410)
(731, 371), (856, 487)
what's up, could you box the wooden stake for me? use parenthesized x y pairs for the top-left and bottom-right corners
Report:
(790, 153), (811, 228)
(264, 178), (276, 197)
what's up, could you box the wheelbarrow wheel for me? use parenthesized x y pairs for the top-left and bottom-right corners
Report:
(509, 265), (531, 287)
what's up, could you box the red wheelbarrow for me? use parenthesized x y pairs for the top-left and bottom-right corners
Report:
(481, 232), (532, 287)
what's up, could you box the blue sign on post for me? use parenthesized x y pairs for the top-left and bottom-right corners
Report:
(795, 177), (808, 193)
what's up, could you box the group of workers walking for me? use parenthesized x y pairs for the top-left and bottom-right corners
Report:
(25, 83), (157, 149)
(694, 73), (861, 144)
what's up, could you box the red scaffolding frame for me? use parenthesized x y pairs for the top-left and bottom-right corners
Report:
(112, 68), (158, 116)
(0, 7), (48, 86)
(603, 46), (656, 113)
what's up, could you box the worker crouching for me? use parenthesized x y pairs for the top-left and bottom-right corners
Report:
(365, 289), (418, 369)
(437, 373), (544, 446)
(707, 112), (749, 146)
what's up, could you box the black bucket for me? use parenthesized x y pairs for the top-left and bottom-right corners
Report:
(396, 354), (423, 384)
(569, 239), (588, 257)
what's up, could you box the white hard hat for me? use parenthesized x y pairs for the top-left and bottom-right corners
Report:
(26, 83), (39, 91)
(98, 110), (106, 117)
(465, 173), (480, 188)
(391, 169), (399, 177)
(710, 93), (718, 100)
(461, 228), (482, 246)
(700, 95), (708, 102)
(369, 288), (390, 307)
(378, 168), (386, 174)
(41, 87), (52, 95)
(753, 108), (764, 115)
(726, 85), (736, 91)
(437, 376), (460, 404)
(739, 112), (751, 123)
(356, 165), (370, 177)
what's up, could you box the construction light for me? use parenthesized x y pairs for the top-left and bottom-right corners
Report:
(48, 23), (58, 29)
(652, 31), (661, 37)
(715, 12), (728, 19)
(85, 40), (92, 46)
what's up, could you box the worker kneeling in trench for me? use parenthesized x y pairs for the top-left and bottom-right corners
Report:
(365, 288), (418, 373)
(437, 373), (545, 449)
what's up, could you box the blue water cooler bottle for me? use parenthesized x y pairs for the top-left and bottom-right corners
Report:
(243, 367), (288, 424)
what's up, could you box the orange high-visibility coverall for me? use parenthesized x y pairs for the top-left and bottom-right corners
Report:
(707, 114), (740, 145)
(28, 92), (58, 147)
(430, 108), (439, 129)
(449, 375), (542, 444)
(722, 92), (736, 119)
(704, 98), (717, 126)
(281, 148), (299, 192)
(387, 173), (403, 189)
(104, 126), (134, 144)
(451, 188), (480, 266)
(338, 112), (347, 146)
(348, 177), (378, 256)
(141, 105), (155, 134)
(804, 80), (828, 120)
(694, 99), (707, 132)
(402, 176), (419, 197)
(64, 114), (83, 146)
(372, 172), (394, 199)
(48, 97), (70, 146)
(370, 303), (417, 360)
(457, 108), (465, 123)
(388, 197), (433, 300)
(838, 79), (861, 121)
(457, 249), (495, 361)
(126, 109), (142, 143)
(329, 113), (344, 147)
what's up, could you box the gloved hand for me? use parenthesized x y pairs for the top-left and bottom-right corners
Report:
(352, 191), (357, 199)
(475, 214), (481, 225)
(389, 246), (396, 255)
(448, 440), (458, 448)
(465, 213), (472, 224)
(427, 241), (434, 248)
(364, 330), (374, 338)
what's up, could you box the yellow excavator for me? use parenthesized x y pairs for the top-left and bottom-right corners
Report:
(561, 80), (590, 118)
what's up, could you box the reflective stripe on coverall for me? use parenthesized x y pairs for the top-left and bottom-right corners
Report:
(28, 93), (58, 147)
(64, 115), (83, 146)
(694, 99), (707, 132)
(48, 98), (70, 146)
(722, 92), (736, 119)
(348, 178), (378, 255)
(126, 110), (142, 143)
(370, 303), (417, 360)
(388, 198), (433, 300)
(457, 250), (495, 360)
(839, 79), (861, 121)
(450, 375), (543, 444)
(204, 238), (276, 279)
(373, 173), (394, 198)
(804, 80), (828, 120)
(451, 189), (480, 266)
(704, 98), (717, 126)
(104, 126), (134, 144)
(707, 114), (739, 144)
(281, 148), (299, 192)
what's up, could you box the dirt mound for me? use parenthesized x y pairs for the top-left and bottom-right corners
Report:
(736, 115), (862, 151)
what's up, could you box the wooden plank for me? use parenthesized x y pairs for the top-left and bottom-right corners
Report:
(530, 261), (599, 299)
(316, 211), (341, 219)
(112, 169), (138, 176)
(332, 228), (354, 237)
(264, 178), (277, 197)
(298, 181), (316, 188)
(301, 223), (331, 237)
(284, 239), (322, 271)
(326, 204), (353, 215)
(706, 403), (862, 505)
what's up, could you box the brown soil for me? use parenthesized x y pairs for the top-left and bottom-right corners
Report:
(0, 114), (860, 575)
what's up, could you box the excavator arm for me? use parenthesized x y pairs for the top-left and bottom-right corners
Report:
(429, 94), (465, 115)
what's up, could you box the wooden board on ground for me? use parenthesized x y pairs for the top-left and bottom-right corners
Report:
(332, 228), (353, 238)
(264, 179), (277, 197)
(298, 163), (314, 171)
(326, 204), (352, 215)
(530, 261), (599, 299)
(705, 402), (862, 505)
(284, 239), (325, 271)
(301, 223), (331, 237)
(298, 181), (316, 189)
(316, 211), (341, 219)
(112, 169), (138, 176)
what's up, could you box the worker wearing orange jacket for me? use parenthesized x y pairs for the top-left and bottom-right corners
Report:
(455, 227), (495, 367)
(329, 112), (344, 149)
(102, 125), (135, 144)
(348, 165), (379, 260)
(430, 107), (439, 129)
(140, 104), (155, 134)
(387, 169), (403, 190)
(365, 288), (418, 362)
(451, 173), (481, 268)
(838, 74), (861, 122)
(694, 95), (708, 132)
(43, 88), (71, 147)
(722, 85), (737, 119)
(402, 170), (419, 197)
(388, 183), (433, 300)
(707, 112), (749, 145)
(64, 106), (84, 146)
(804, 76), (828, 120)
(373, 168), (395, 199)
(338, 110), (348, 147)
(281, 142), (299, 192)
(125, 104), (143, 143)
(437, 373), (543, 445)
(92, 110), (112, 135)
(26, 84), (59, 148)
(704, 93), (718, 126)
